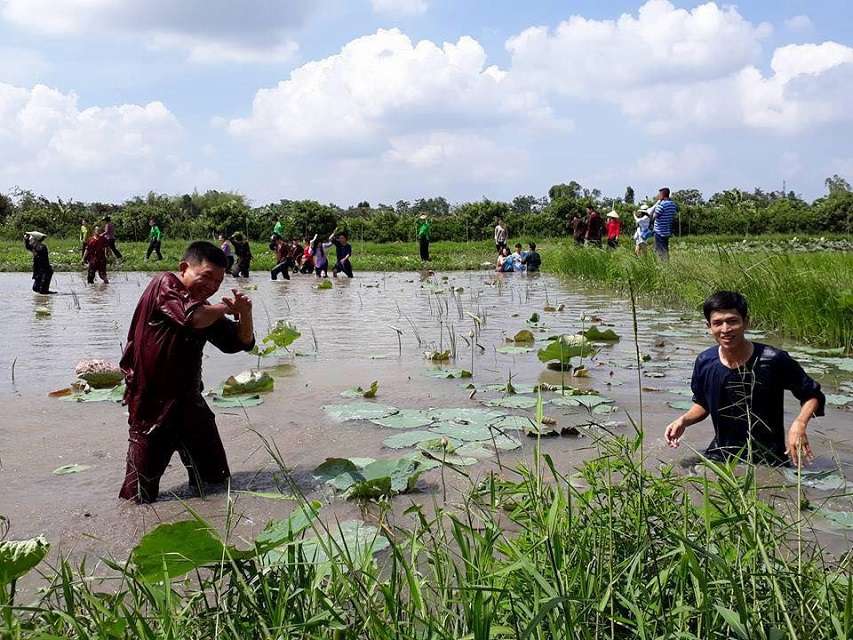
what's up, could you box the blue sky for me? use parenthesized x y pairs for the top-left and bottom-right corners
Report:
(1, 0), (852, 206)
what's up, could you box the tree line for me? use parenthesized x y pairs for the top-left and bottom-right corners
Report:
(1, 175), (851, 243)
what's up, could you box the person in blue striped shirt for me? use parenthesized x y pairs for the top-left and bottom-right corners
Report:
(651, 187), (677, 260)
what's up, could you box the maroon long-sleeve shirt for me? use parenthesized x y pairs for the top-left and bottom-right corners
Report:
(120, 272), (254, 432)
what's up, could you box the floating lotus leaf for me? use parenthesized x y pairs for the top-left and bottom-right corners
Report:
(592, 403), (618, 415)
(814, 357), (853, 372)
(0, 536), (50, 586)
(315, 280), (333, 290)
(667, 400), (694, 411)
(496, 345), (535, 354)
(419, 449), (478, 466)
(53, 464), (92, 475)
(582, 326), (620, 342)
(341, 381), (379, 399)
(313, 458), (364, 484)
(489, 415), (534, 431)
(222, 371), (274, 396)
(426, 368), (472, 379)
(783, 468), (847, 491)
(429, 423), (494, 442)
(798, 346), (847, 357)
(817, 509), (853, 530)
(236, 491), (296, 501)
(424, 350), (451, 361)
(323, 402), (398, 421)
(485, 396), (540, 410)
(75, 359), (123, 388)
(263, 321), (301, 350)
(551, 394), (611, 409)
(643, 371), (666, 378)
(283, 520), (389, 568)
(455, 443), (494, 459)
(211, 394), (264, 408)
(824, 394), (853, 406)
(537, 335), (595, 365)
(528, 312), (540, 323)
(132, 518), (248, 582)
(383, 430), (440, 449)
(336, 456), (431, 499)
(425, 408), (503, 425)
(370, 409), (434, 429)
(491, 434), (523, 450)
(61, 384), (125, 403)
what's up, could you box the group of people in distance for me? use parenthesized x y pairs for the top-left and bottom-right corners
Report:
(218, 224), (354, 281)
(570, 187), (677, 259)
(493, 219), (542, 273)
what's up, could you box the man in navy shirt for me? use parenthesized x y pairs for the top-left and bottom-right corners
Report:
(650, 187), (677, 260)
(330, 230), (353, 278)
(665, 291), (824, 465)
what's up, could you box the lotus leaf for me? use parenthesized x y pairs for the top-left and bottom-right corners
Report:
(75, 359), (124, 388)
(513, 329), (535, 343)
(131, 519), (248, 582)
(419, 447), (478, 466)
(370, 409), (434, 429)
(582, 326), (620, 342)
(489, 415), (534, 431)
(551, 394), (610, 409)
(496, 345), (535, 354)
(455, 443), (494, 458)
(0, 536), (49, 585)
(537, 335), (595, 365)
(383, 430), (440, 449)
(429, 423), (494, 442)
(426, 368), (472, 379)
(331, 456), (430, 499)
(817, 509), (853, 530)
(237, 491), (296, 501)
(667, 400), (694, 411)
(643, 371), (666, 378)
(815, 357), (853, 372)
(424, 350), (451, 362)
(287, 520), (390, 568)
(61, 384), (125, 403)
(528, 312), (540, 323)
(491, 434), (523, 450)
(323, 402), (399, 421)
(34, 306), (51, 316)
(592, 403), (618, 415)
(783, 468), (847, 491)
(212, 393), (264, 408)
(313, 458), (364, 484)
(254, 501), (322, 552)
(53, 464), (92, 475)
(824, 394), (853, 406)
(222, 370), (274, 396)
(485, 396), (540, 410)
(425, 408), (503, 425)
(263, 321), (301, 350)
(315, 280), (333, 290)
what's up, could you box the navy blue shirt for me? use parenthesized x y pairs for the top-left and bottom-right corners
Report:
(333, 240), (352, 262)
(690, 343), (825, 463)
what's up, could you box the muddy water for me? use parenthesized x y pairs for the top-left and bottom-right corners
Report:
(1, 269), (851, 561)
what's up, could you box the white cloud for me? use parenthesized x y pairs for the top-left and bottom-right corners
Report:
(0, 82), (215, 198)
(784, 15), (814, 33)
(632, 144), (717, 182)
(227, 28), (566, 155)
(506, 0), (770, 95)
(0, 0), (310, 63)
(371, 0), (428, 16)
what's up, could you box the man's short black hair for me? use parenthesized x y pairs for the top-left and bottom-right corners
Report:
(529, 242), (537, 250)
(183, 241), (227, 268)
(703, 291), (748, 322)
(659, 187), (671, 198)
(514, 243), (522, 249)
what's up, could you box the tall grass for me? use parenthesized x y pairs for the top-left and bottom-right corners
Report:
(2, 426), (850, 639)
(553, 243), (853, 349)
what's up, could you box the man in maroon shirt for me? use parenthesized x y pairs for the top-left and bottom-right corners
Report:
(119, 241), (255, 503)
(84, 225), (110, 284)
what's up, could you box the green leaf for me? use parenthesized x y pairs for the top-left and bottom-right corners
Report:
(581, 326), (620, 342)
(485, 396), (540, 409)
(61, 384), (125, 403)
(714, 605), (749, 639)
(222, 370), (274, 396)
(817, 509), (853, 530)
(783, 468), (847, 491)
(550, 394), (611, 409)
(211, 394), (264, 408)
(824, 393), (853, 406)
(425, 368), (472, 379)
(528, 312), (540, 323)
(424, 350), (451, 361)
(513, 329), (535, 343)
(261, 320), (301, 350)
(315, 280), (333, 290)
(255, 501), (321, 552)
(340, 381), (379, 399)
(496, 345), (535, 354)
(323, 402), (399, 421)
(131, 519), (245, 582)
(0, 536), (50, 585)
(537, 335), (595, 365)
(370, 409), (434, 429)
(429, 423), (494, 442)
(667, 400), (694, 411)
(293, 520), (389, 567)
(383, 430), (440, 449)
(53, 464), (92, 475)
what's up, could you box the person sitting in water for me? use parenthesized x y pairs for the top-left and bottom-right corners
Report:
(84, 225), (109, 284)
(330, 230), (353, 278)
(24, 231), (54, 294)
(510, 243), (526, 272)
(665, 291), (825, 466)
(522, 242), (541, 272)
(119, 241), (255, 503)
(495, 246), (512, 272)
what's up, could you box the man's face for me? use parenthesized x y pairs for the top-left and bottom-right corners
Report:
(707, 309), (748, 349)
(179, 260), (225, 301)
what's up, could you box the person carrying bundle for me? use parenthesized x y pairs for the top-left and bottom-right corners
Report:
(24, 231), (53, 294)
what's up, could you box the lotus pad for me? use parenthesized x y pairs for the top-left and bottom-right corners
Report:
(211, 394), (264, 408)
(222, 370), (274, 396)
(371, 409), (434, 429)
(424, 407), (503, 425)
(489, 415), (534, 431)
(61, 384), (125, 403)
(582, 326), (620, 342)
(293, 520), (390, 567)
(485, 396), (540, 410)
(425, 368), (472, 379)
(537, 335), (595, 364)
(817, 509), (853, 530)
(383, 430), (441, 449)
(429, 423), (495, 442)
(496, 345), (535, 354)
(53, 464), (92, 475)
(823, 394), (853, 406)
(667, 400), (694, 411)
(551, 394), (611, 409)
(323, 402), (399, 421)
(783, 468), (847, 491)
(0, 536), (50, 586)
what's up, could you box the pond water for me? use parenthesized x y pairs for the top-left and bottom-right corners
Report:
(0, 269), (851, 560)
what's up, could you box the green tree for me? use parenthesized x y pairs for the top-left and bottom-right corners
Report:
(825, 174), (851, 195)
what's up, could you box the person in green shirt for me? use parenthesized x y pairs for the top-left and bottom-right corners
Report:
(146, 218), (163, 261)
(79, 218), (89, 262)
(273, 219), (284, 238)
(417, 214), (431, 261)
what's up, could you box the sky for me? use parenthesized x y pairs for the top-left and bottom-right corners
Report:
(1, 0), (852, 206)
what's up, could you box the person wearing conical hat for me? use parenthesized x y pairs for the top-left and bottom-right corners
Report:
(605, 210), (621, 249)
(24, 231), (53, 294)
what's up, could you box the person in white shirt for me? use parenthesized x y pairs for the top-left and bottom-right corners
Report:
(633, 208), (652, 256)
(494, 219), (508, 253)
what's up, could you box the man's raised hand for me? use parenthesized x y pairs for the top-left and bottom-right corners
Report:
(222, 289), (253, 318)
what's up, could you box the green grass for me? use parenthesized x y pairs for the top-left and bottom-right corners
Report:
(1, 426), (850, 639)
(552, 241), (853, 350)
